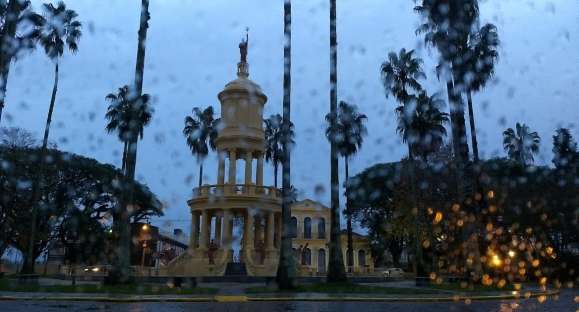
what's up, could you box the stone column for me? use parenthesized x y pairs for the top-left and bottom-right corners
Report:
(266, 211), (275, 250)
(217, 152), (225, 185)
(244, 152), (252, 185)
(223, 210), (233, 247)
(215, 214), (222, 246)
(254, 216), (263, 247)
(245, 212), (254, 251)
(256, 155), (264, 186)
(228, 150), (237, 184)
(190, 212), (199, 250)
(199, 210), (209, 250)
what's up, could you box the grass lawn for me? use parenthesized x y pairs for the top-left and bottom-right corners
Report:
(0, 279), (218, 295)
(246, 282), (443, 295)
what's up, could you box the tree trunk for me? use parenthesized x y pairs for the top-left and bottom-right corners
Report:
(121, 141), (128, 172)
(345, 156), (353, 273)
(23, 60), (60, 274)
(0, 0), (23, 125)
(276, 0), (296, 290)
(327, 0), (347, 283)
(274, 162), (278, 189)
(108, 0), (150, 285)
(466, 90), (479, 163)
(198, 163), (203, 187)
(407, 144), (425, 279)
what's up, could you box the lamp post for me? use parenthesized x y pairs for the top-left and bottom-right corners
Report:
(140, 223), (150, 271)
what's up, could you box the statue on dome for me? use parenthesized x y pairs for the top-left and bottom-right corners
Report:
(239, 28), (249, 63)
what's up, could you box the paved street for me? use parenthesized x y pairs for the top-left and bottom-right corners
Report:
(0, 290), (576, 312)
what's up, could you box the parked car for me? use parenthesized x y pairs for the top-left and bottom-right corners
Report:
(382, 268), (404, 278)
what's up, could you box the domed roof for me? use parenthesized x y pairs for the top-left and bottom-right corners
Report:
(218, 65), (267, 102)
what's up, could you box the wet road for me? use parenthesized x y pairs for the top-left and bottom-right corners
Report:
(0, 290), (576, 312)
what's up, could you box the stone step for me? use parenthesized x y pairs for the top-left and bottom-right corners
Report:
(225, 262), (247, 276)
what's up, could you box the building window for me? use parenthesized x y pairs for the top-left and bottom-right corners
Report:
(290, 217), (297, 238)
(317, 218), (325, 239)
(303, 217), (312, 239)
(358, 250), (366, 267)
(302, 248), (311, 265)
(317, 249), (326, 273)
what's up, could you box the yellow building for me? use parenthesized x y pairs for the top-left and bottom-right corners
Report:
(167, 37), (373, 277)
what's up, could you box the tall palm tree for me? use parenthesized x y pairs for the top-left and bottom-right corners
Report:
(415, 0), (479, 164)
(327, 0), (347, 283)
(380, 48), (425, 105)
(395, 92), (449, 162)
(0, 0), (42, 124)
(23, 1), (81, 274)
(105, 0), (151, 285)
(503, 123), (541, 167)
(276, 0), (296, 290)
(552, 128), (577, 170)
(325, 101), (367, 272)
(183, 106), (219, 187)
(459, 24), (499, 162)
(264, 114), (294, 188)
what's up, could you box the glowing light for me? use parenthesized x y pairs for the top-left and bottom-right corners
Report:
(487, 190), (495, 199)
(142, 224), (149, 231)
(491, 254), (502, 267)
(91, 267), (100, 272)
(546, 246), (553, 255)
(433, 212), (443, 224)
(532, 259), (540, 268)
(508, 250), (516, 258)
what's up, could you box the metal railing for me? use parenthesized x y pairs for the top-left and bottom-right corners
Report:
(192, 184), (281, 199)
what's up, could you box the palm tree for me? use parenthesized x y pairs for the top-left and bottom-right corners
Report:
(414, 0), (479, 164)
(0, 0), (42, 124)
(395, 92), (449, 162)
(503, 123), (541, 167)
(276, 0), (296, 290)
(325, 101), (367, 272)
(105, 86), (153, 170)
(552, 128), (578, 170)
(183, 106), (219, 187)
(459, 24), (500, 162)
(327, 0), (347, 283)
(264, 114), (294, 188)
(106, 0), (151, 285)
(380, 48), (425, 105)
(23, 1), (81, 274)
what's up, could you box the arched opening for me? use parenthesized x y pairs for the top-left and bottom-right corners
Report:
(358, 250), (366, 267)
(302, 248), (311, 266)
(317, 218), (326, 239)
(303, 217), (312, 239)
(317, 249), (326, 273)
(289, 217), (297, 238)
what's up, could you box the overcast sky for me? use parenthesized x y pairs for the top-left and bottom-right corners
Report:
(3, 0), (579, 233)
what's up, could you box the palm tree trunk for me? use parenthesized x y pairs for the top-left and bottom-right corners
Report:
(345, 155), (353, 273)
(327, 0), (346, 283)
(109, 0), (150, 285)
(0, 0), (22, 125)
(276, 0), (296, 290)
(121, 141), (128, 172)
(274, 162), (278, 189)
(466, 90), (479, 163)
(23, 60), (60, 274)
(198, 163), (203, 187)
(407, 144), (425, 281)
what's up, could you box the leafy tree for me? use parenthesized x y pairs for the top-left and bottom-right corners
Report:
(459, 24), (499, 162)
(264, 114), (295, 188)
(552, 128), (578, 170)
(380, 48), (425, 104)
(24, 1), (82, 274)
(0, 0), (42, 124)
(325, 101), (367, 271)
(276, 0), (296, 289)
(183, 106), (219, 187)
(0, 146), (162, 272)
(503, 123), (541, 167)
(395, 92), (449, 162)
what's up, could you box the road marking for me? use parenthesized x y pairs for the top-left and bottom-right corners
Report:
(214, 295), (249, 302)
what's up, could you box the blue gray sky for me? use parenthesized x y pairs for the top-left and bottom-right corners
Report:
(3, 0), (579, 233)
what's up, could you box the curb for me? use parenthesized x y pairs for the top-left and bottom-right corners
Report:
(0, 290), (559, 303)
